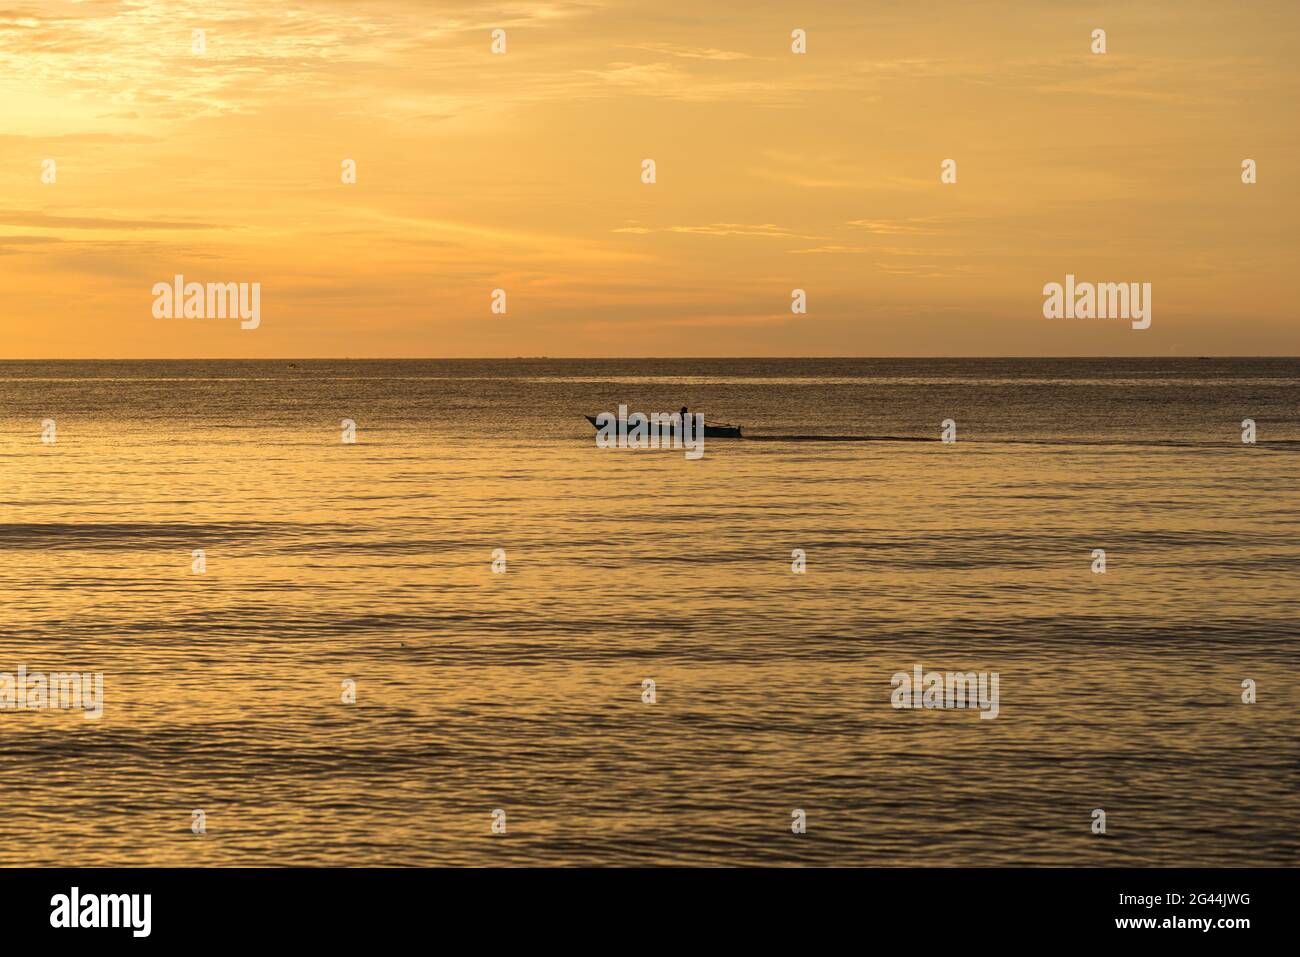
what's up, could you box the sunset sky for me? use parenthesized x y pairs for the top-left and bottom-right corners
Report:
(1, 0), (1296, 358)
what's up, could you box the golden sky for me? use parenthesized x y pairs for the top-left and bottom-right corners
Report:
(1, 0), (1296, 357)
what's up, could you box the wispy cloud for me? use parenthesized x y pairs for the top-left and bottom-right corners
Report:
(0, 209), (225, 231)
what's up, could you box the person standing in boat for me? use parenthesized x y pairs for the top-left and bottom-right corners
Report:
(680, 406), (689, 442)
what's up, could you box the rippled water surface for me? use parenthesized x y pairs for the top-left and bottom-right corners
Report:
(1, 358), (1296, 865)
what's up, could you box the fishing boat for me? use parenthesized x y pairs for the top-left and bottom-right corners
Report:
(585, 415), (743, 438)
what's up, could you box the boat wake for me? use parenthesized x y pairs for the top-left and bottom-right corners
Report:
(744, 434), (936, 442)
(743, 435), (1300, 449)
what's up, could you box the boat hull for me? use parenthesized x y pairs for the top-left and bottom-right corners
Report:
(584, 415), (742, 438)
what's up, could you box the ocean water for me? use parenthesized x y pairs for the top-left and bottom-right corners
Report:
(0, 358), (1296, 866)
